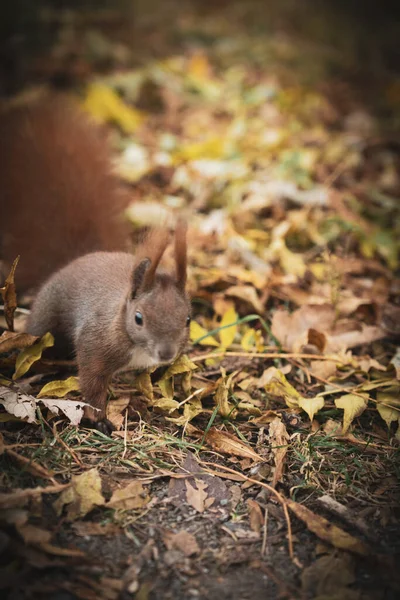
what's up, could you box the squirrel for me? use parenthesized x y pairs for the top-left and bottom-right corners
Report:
(0, 93), (191, 430)
(0, 93), (130, 293)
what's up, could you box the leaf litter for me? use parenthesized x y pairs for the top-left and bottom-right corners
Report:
(1, 1), (400, 599)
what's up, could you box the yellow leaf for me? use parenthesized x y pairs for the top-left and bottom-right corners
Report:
(13, 332), (54, 380)
(173, 137), (225, 162)
(264, 370), (302, 409)
(158, 377), (174, 399)
(190, 321), (219, 346)
(214, 375), (236, 418)
(136, 372), (154, 401)
(53, 468), (104, 521)
(83, 83), (144, 133)
(152, 397), (180, 413)
(298, 396), (325, 421)
(376, 392), (400, 428)
(38, 376), (80, 398)
(187, 52), (212, 81)
(241, 328), (264, 352)
(280, 246), (306, 277)
(334, 394), (368, 433)
(219, 306), (238, 349)
(167, 397), (204, 425)
(159, 354), (197, 380)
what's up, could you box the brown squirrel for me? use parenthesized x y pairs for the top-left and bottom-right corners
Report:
(0, 94), (191, 429)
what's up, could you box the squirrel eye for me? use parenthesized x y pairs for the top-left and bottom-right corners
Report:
(135, 311), (143, 326)
(186, 316), (191, 327)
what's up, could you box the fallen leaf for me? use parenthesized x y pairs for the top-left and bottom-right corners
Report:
(247, 499), (264, 534)
(136, 372), (154, 401)
(83, 83), (144, 133)
(185, 479), (208, 513)
(0, 385), (36, 422)
(106, 396), (130, 430)
(38, 376), (80, 398)
(298, 396), (325, 422)
(190, 320), (219, 346)
(264, 369), (302, 409)
(219, 306), (238, 349)
(334, 394), (368, 433)
(0, 331), (38, 354)
(269, 417), (289, 487)
(286, 499), (370, 555)
(53, 468), (105, 520)
(205, 428), (261, 461)
(225, 285), (264, 314)
(376, 392), (400, 428)
(108, 481), (150, 511)
(159, 354), (197, 379)
(163, 530), (200, 556)
(0, 256), (19, 331)
(13, 332), (54, 380)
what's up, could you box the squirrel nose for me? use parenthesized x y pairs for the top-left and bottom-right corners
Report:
(157, 345), (176, 363)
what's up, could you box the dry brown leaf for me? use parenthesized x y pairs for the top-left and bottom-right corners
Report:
(0, 331), (38, 354)
(247, 498), (263, 534)
(108, 481), (150, 511)
(286, 499), (370, 556)
(225, 285), (264, 314)
(106, 396), (130, 430)
(185, 479), (208, 513)
(269, 417), (289, 487)
(271, 304), (335, 352)
(271, 304), (386, 354)
(163, 530), (200, 556)
(205, 427), (261, 461)
(309, 359), (338, 379)
(0, 256), (19, 331)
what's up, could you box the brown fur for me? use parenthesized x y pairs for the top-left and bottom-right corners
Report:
(0, 93), (130, 292)
(27, 227), (190, 423)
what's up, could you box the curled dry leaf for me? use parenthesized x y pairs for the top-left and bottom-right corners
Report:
(53, 468), (105, 521)
(13, 332), (54, 380)
(159, 354), (197, 379)
(334, 394), (368, 433)
(205, 427), (261, 462)
(0, 256), (19, 331)
(106, 396), (130, 430)
(247, 498), (264, 534)
(269, 417), (289, 487)
(0, 331), (38, 354)
(287, 499), (370, 556)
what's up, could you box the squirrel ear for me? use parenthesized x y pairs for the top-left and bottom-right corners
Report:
(175, 219), (187, 291)
(131, 258), (151, 298)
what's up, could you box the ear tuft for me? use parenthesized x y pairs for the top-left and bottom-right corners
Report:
(132, 258), (151, 298)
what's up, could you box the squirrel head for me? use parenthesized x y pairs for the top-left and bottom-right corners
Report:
(125, 221), (191, 368)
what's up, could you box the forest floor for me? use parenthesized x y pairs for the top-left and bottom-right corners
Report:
(1, 1), (400, 599)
